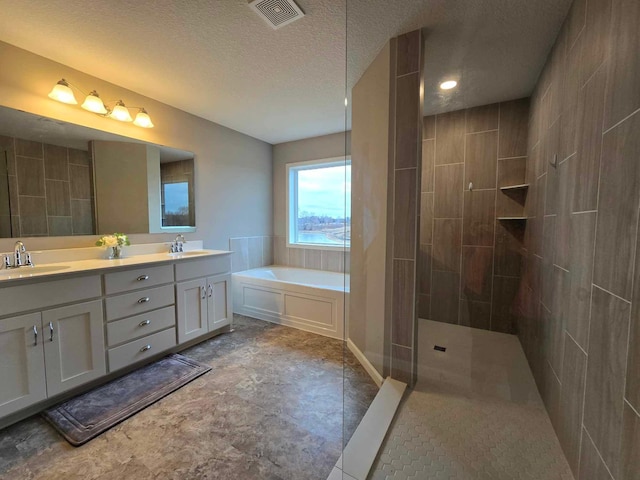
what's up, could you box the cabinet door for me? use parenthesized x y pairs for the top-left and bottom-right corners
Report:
(42, 300), (106, 397)
(176, 278), (208, 343)
(0, 313), (46, 418)
(206, 274), (232, 331)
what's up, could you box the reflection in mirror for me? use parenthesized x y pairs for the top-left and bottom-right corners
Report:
(0, 106), (194, 238)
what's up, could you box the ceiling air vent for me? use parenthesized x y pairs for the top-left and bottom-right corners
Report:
(249, 0), (305, 30)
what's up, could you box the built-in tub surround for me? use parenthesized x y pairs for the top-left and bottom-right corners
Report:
(0, 241), (233, 429)
(232, 266), (347, 340)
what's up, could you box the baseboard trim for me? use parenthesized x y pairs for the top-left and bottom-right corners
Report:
(346, 338), (384, 387)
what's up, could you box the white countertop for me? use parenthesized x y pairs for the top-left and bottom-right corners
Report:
(0, 248), (231, 285)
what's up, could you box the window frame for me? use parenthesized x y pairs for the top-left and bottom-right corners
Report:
(285, 156), (351, 251)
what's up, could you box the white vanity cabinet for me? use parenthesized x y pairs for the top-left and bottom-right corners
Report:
(0, 313), (47, 418)
(175, 256), (232, 343)
(42, 301), (105, 397)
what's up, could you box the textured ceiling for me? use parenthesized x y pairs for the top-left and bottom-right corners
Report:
(0, 0), (570, 144)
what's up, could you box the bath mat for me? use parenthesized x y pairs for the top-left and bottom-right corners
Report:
(42, 353), (211, 446)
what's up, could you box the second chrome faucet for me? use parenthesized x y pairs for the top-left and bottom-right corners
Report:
(2, 240), (34, 269)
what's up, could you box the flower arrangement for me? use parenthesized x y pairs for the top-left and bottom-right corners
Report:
(96, 233), (130, 259)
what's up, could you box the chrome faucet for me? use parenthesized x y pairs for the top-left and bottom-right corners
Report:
(3, 240), (34, 269)
(170, 234), (186, 253)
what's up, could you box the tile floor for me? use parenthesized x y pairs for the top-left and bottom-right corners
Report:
(0, 315), (378, 480)
(369, 319), (574, 480)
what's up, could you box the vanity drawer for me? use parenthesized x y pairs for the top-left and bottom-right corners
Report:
(175, 255), (231, 281)
(104, 264), (174, 295)
(108, 327), (176, 372)
(105, 284), (175, 321)
(106, 306), (176, 347)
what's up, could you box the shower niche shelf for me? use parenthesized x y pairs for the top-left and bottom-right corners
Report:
(499, 183), (529, 191)
(497, 217), (527, 221)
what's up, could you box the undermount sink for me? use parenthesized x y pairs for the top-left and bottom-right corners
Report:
(0, 265), (70, 277)
(168, 250), (208, 257)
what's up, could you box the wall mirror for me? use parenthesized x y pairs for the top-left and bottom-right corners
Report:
(0, 105), (195, 238)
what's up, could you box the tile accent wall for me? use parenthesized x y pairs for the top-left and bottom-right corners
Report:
(419, 99), (529, 334)
(518, 0), (640, 478)
(388, 30), (424, 386)
(0, 135), (95, 237)
(272, 236), (349, 274)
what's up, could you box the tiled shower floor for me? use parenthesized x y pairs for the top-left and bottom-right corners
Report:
(369, 319), (573, 480)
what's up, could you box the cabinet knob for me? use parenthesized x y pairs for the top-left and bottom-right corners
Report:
(201, 286), (206, 300)
(49, 321), (54, 342)
(208, 284), (213, 297)
(137, 275), (149, 281)
(138, 319), (151, 327)
(140, 344), (152, 352)
(137, 297), (150, 304)
(33, 325), (38, 346)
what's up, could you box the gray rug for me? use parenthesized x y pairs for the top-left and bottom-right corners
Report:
(42, 353), (211, 446)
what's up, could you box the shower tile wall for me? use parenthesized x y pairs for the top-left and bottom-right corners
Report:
(517, 0), (640, 478)
(0, 135), (95, 237)
(419, 99), (529, 334)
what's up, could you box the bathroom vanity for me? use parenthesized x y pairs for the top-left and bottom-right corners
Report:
(0, 245), (232, 428)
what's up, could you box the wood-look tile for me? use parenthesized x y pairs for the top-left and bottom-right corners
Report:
(18, 196), (47, 235)
(604, 0), (640, 130)
(462, 190), (495, 246)
(392, 259), (415, 347)
(466, 103), (499, 133)
(71, 199), (94, 235)
(393, 168), (417, 259)
(421, 139), (434, 192)
(572, 66), (605, 213)
(435, 110), (465, 165)
(391, 344), (413, 385)
(595, 112), (640, 300)
(422, 116), (435, 140)
(433, 163), (463, 218)
(0, 135), (15, 176)
(430, 271), (460, 325)
(396, 30), (420, 76)
(44, 144), (68, 181)
(273, 236), (287, 265)
(627, 220), (640, 411)
(45, 180), (70, 216)
(554, 157), (573, 270)
(564, 33), (583, 118)
(581, 0), (612, 86)
(304, 250), (322, 270)
(498, 99), (529, 159)
(465, 131), (498, 190)
(620, 402), (640, 480)
(432, 219), (461, 273)
(68, 148), (90, 166)
(496, 189), (526, 218)
(461, 246), (493, 302)
(16, 156), (45, 196)
(458, 300), (491, 330)
(288, 248), (305, 268)
(549, 266), (569, 379)
(417, 244), (431, 296)
(544, 124), (561, 215)
(69, 164), (92, 200)
(419, 192), (433, 244)
(491, 276), (519, 334)
(321, 250), (345, 273)
(14, 138), (42, 158)
(584, 286), (630, 475)
(47, 216), (73, 236)
(497, 157), (526, 188)
(558, 333), (587, 477)
(494, 220), (524, 277)
(542, 359), (562, 432)
(578, 428), (613, 480)
(568, 211), (596, 351)
(395, 73), (420, 169)
(541, 215), (556, 310)
(566, 0), (586, 49)
(559, 105), (578, 162)
(418, 294), (430, 320)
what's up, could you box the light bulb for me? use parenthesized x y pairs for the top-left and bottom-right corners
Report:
(109, 100), (133, 122)
(133, 109), (154, 128)
(440, 80), (458, 90)
(48, 79), (78, 104)
(81, 91), (108, 114)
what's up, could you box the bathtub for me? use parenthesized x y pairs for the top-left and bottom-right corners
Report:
(232, 266), (349, 339)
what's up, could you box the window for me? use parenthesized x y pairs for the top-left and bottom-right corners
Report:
(286, 157), (351, 249)
(162, 181), (190, 227)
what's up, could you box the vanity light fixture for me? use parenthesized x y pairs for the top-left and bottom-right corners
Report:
(440, 80), (458, 90)
(47, 78), (154, 128)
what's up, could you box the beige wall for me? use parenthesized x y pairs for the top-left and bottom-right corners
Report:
(0, 41), (272, 252)
(348, 42), (391, 377)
